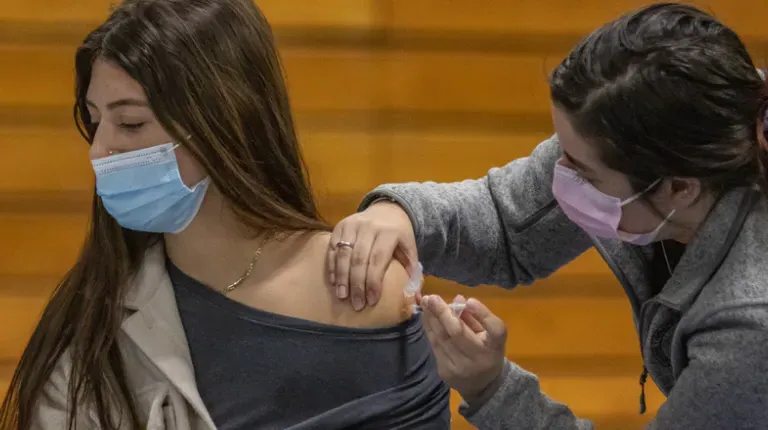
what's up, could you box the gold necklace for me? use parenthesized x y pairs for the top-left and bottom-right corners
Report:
(220, 232), (274, 294)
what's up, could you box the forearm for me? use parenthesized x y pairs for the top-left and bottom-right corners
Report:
(458, 359), (593, 430)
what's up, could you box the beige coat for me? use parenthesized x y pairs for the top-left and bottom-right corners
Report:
(32, 245), (215, 430)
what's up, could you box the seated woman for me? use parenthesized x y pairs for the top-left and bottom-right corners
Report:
(0, 0), (450, 428)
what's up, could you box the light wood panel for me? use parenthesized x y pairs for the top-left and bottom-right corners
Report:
(0, 214), (87, 276)
(386, 0), (768, 39)
(387, 131), (552, 181)
(0, 0), (381, 29)
(257, 0), (384, 29)
(0, 44), (557, 117)
(5, 0), (767, 39)
(384, 51), (556, 113)
(0, 128), (382, 197)
(0, 294), (47, 359)
(17, 0), (768, 424)
(0, 128), (90, 192)
(0, 0), (111, 23)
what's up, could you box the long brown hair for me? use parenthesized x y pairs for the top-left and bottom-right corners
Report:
(0, 0), (328, 428)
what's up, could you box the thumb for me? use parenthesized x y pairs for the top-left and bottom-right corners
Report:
(466, 298), (507, 345)
(394, 245), (419, 276)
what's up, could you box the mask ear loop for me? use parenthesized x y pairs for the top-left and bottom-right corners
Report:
(621, 178), (663, 207)
(168, 135), (193, 152)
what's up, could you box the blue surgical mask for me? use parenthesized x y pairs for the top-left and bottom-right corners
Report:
(91, 142), (210, 233)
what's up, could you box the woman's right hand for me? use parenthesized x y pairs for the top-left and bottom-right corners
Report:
(327, 201), (419, 311)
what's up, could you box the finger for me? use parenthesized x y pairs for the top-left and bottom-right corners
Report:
(333, 225), (357, 302)
(420, 297), (463, 372)
(395, 239), (419, 275)
(466, 298), (507, 347)
(454, 295), (484, 333)
(421, 296), (476, 369)
(327, 222), (344, 287)
(426, 296), (489, 356)
(364, 233), (400, 306)
(424, 295), (464, 340)
(348, 228), (376, 310)
(460, 310), (485, 334)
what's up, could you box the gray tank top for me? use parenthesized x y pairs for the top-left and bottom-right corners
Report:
(168, 259), (451, 429)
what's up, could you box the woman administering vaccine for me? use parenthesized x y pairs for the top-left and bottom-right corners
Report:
(327, 3), (768, 429)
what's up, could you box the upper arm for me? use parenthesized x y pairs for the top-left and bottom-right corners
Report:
(649, 307), (768, 429)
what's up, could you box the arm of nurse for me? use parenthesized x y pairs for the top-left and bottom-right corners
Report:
(424, 297), (768, 429)
(357, 135), (592, 289)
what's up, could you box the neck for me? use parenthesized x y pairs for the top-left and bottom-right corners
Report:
(669, 192), (718, 244)
(163, 188), (271, 290)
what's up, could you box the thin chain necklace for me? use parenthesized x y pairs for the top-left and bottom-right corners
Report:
(660, 240), (673, 275)
(220, 231), (275, 294)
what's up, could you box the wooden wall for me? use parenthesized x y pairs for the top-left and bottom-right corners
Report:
(1, 1), (765, 428)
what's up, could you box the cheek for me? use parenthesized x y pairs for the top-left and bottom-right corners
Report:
(175, 148), (207, 187)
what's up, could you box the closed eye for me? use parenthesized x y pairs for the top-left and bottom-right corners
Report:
(119, 122), (146, 131)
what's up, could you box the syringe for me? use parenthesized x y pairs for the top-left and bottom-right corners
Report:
(412, 302), (467, 318)
(403, 262), (424, 298)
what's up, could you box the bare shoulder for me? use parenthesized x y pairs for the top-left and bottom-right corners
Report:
(304, 232), (413, 328)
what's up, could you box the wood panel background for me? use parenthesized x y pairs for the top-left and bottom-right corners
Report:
(1, 1), (765, 428)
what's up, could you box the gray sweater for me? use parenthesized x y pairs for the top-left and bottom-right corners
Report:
(360, 135), (768, 429)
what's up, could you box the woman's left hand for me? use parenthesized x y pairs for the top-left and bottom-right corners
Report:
(420, 294), (508, 403)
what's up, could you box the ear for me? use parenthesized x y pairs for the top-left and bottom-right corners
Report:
(665, 177), (701, 209)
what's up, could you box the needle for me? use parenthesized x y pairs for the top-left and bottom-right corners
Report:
(412, 302), (466, 318)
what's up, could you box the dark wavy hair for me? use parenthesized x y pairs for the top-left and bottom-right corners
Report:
(550, 2), (768, 201)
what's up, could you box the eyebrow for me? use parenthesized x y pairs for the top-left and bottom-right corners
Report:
(85, 98), (149, 110)
(562, 150), (595, 174)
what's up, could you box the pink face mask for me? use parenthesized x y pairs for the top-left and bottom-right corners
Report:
(551, 164), (675, 246)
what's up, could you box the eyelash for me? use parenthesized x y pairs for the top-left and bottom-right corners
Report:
(120, 122), (146, 131)
(84, 122), (146, 134)
(574, 172), (590, 184)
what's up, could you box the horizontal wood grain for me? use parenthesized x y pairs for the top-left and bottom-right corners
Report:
(0, 0), (380, 28)
(0, 294), (48, 359)
(386, 131), (553, 182)
(0, 128), (91, 193)
(1, 128), (562, 196)
(2, 1), (767, 64)
(0, 44), (557, 116)
(0, 213), (87, 276)
(386, 0), (768, 39)
(3, 0), (766, 36)
(0, 128), (381, 195)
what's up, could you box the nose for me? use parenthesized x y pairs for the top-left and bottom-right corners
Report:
(89, 144), (113, 160)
